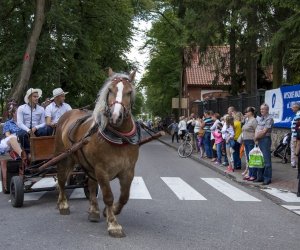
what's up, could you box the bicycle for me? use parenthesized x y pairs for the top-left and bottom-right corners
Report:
(178, 132), (193, 158)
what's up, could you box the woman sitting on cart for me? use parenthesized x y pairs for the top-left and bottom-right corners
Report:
(1, 107), (27, 161)
(0, 107), (27, 192)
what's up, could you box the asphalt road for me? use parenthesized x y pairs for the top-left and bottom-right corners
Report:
(0, 140), (299, 250)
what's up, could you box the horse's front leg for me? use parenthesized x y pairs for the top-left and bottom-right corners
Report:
(113, 169), (134, 215)
(87, 178), (100, 222)
(57, 160), (72, 215)
(98, 176), (125, 238)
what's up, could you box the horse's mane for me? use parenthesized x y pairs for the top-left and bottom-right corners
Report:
(93, 72), (136, 131)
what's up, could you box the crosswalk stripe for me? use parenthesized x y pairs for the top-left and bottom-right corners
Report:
(161, 177), (206, 200)
(281, 205), (300, 210)
(202, 178), (261, 202)
(129, 176), (152, 199)
(262, 188), (300, 202)
(0, 181), (2, 193)
(281, 205), (300, 216)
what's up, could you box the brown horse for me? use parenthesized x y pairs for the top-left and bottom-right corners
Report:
(55, 69), (139, 237)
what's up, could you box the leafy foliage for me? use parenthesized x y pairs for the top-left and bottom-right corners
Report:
(0, 0), (135, 110)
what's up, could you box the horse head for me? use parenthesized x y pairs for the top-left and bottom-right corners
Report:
(93, 68), (136, 130)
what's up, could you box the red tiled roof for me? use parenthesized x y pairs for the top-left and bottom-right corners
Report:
(185, 46), (231, 86)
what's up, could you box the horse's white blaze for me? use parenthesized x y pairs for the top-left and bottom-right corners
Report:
(112, 81), (124, 123)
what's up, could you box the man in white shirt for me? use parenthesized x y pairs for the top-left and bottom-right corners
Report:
(44, 88), (72, 135)
(17, 88), (47, 152)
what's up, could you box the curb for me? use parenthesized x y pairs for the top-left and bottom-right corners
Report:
(158, 138), (267, 189)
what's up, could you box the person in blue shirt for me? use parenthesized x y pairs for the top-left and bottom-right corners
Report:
(291, 102), (300, 168)
(1, 107), (25, 159)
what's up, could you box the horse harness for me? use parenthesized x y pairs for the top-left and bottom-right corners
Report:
(65, 111), (141, 181)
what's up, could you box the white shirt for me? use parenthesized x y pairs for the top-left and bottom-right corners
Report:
(178, 120), (187, 131)
(17, 104), (45, 132)
(221, 124), (235, 140)
(45, 102), (72, 124)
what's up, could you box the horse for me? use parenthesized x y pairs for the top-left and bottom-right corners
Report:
(55, 69), (139, 237)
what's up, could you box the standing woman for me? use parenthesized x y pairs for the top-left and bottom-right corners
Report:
(242, 107), (258, 181)
(221, 115), (235, 172)
(194, 116), (202, 151)
(233, 112), (243, 169)
(178, 116), (187, 142)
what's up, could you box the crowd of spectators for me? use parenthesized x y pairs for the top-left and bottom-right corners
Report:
(168, 104), (276, 185)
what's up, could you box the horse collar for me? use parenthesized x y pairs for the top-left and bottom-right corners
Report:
(98, 120), (141, 145)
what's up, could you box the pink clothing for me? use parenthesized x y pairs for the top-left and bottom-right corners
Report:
(213, 130), (223, 144)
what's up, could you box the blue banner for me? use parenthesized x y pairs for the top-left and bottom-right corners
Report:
(265, 84), (300, 128)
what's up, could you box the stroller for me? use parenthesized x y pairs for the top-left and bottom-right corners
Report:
(273, 132), (291, 163)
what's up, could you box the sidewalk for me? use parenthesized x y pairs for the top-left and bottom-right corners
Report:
(158, 134), (299, 194)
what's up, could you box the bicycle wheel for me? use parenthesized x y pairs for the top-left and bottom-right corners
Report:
(178, 142), (193, 158)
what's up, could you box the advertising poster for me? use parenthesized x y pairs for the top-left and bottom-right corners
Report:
(265, 84), (300, 128)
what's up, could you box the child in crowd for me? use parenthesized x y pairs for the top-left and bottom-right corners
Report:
(221, 115), (235, 172)
(197, 129), (205, 158)
(212, 122), (224, 165)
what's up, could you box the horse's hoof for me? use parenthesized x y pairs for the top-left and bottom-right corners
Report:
(59, 208), (70, 215)
(108, 229), (126, 238)
(88, 212), (100, 222)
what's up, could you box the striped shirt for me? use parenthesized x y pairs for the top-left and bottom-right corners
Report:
(291, 110), (300, 138)
(203, 117), (213, 131)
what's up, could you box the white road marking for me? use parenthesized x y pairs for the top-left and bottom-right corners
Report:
(69, 188), (85, 199)
(24, 192), (47, 201)
(282, 205), (300, 216)
(202, 178), (261, 202)
(0, 181), (2, 193)
(262, 188), (300, 202)
(129, 176), (152, 199)
(31, 177), (57, 189)
(281, 205), (300, 210)
(161, 177), (206, 200)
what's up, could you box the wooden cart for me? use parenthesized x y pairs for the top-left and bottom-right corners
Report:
(1, 136), (94, 207)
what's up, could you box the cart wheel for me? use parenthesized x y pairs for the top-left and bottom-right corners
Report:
(282, 158), (288, 164)
(10, 176), (24, 207)
(84, 185), (99, 199)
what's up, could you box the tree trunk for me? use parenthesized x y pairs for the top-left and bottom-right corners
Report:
(9, 0), (46, 104)
(229, 27), (238, 95)
(272, 47), (283, 88)
(245, 5), (258, 95)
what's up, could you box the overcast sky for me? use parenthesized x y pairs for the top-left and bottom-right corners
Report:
(126, 20), (152, 81)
